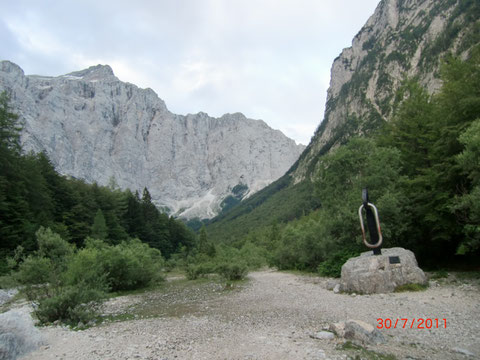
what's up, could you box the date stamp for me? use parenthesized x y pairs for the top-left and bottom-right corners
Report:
(377, 318), (447, 329)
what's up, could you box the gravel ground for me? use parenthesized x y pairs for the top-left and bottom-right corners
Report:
(19, 270), (480, 360)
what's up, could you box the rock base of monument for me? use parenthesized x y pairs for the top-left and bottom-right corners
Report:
(340, 247), (427, 294)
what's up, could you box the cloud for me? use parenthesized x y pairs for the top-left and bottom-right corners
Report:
(0, 0), (380, 145)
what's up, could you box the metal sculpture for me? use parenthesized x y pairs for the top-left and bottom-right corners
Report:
(358, 188), (382, 255)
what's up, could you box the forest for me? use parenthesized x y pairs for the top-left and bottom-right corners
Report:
(0, 47), (479, 325)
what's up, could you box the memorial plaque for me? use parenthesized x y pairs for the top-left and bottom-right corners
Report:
(389, 256), (401, 264)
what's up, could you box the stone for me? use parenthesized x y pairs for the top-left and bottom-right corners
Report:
(344, 320), (386, 345)
(326, 280), (338, 290)
(340, 247), (427, 294)
(310, 331), (335, 340)
(333, 284), (341, 294)
(0, 310), (44, 359)
(452, 347), (476, 357)
(0, 61), (305, 220)
(0, 289), (18, 307)
(329, 322), (346, 337)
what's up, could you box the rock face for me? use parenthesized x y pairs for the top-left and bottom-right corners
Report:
(0, 310), (44, 359)
(340, 247), (427, 294)
(292, 0), (480, 181)
(0, 61), (305, 219)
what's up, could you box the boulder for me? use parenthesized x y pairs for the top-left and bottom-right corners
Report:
(344, 320), (386, 345)
(340, 247), (427, 294)
(329, 322), (346, 337)
(0, 310), (44, 359)
(326, 279), (337, 290)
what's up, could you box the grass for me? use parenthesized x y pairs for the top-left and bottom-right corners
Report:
(455, 271), (480, 280)
(430, 269), (449, 280)
(337, 341), (397, 360)
(394, 283), (429, 292)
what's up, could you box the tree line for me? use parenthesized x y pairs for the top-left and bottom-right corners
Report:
(0, 92), (195, 273)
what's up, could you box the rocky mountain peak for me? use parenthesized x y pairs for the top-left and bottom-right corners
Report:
(0, 61), (305, 219)
(64, 64), (116, 81)
(0, 60), (24, 77)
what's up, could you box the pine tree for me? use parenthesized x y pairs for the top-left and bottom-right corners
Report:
(91, 209), (108, 240)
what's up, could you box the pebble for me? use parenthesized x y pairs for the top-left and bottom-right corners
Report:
(452, 347), (476, 357)
(310, 331), (335, 340)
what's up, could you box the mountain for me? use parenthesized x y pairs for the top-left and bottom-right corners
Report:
(293, 0), (479, 181)
(206, 0), (480, 241)
(0, 61), (305, 219)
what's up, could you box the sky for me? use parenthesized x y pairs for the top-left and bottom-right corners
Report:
(1, 0), (380, 145)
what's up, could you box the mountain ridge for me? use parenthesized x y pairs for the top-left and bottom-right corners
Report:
(0, 60), (305, 219)
(292, 0), (479, 181)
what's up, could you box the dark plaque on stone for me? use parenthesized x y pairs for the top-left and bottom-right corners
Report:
(389, 256), (401, 264)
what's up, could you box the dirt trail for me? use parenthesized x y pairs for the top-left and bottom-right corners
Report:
(20, 270), (480, 359)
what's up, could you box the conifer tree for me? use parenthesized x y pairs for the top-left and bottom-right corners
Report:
(91, 209), (108, 240)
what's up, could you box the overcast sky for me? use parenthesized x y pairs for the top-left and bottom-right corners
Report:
(1, 0), (380, 145)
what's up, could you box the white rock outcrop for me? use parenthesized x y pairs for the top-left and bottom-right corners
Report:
(0, 61), (305, 219)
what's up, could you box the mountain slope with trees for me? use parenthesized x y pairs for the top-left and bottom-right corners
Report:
(206, 0), (480, 271)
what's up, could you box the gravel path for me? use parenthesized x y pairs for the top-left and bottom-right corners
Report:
(20, 270), (480, 359)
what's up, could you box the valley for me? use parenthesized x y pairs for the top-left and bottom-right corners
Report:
(16, 270), (480, 360)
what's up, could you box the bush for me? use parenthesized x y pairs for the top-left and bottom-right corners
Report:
(36, 227), (74, 268)
(317, 249), (360, 278)
(100, 239), (163, 291)
(185, 262), (216, 280)
(15, 256), (54, 286)
(35, 284), (105, 325)
(215, 262), (248, 281)
(64, 247), (109, 291)
(12, 229), (165, 325)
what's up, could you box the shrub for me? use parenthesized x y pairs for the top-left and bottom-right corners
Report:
(15, 256), (54, 286)
(36, 227), (74, 268)
(34, 284), (105, 325)
(102, 239), (163, 291)
(185, 262), (216, 280)
(431, 269), (449, 279)
(13, 230), (165, 325)
(215, 262), (248, 281)
(317, 249), (360, 278)
(64, 247), (109, 291)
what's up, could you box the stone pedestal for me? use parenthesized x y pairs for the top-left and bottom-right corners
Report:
(340, 247), (427, 294)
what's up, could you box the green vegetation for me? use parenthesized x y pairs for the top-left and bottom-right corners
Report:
(7, 227), (164, 325)
(394, 283), (429, 292)
(337, 341), (397, 360)
(0, 91), (196, 264)
(0, 91), (260, 325)
(206, 45), (480, 274)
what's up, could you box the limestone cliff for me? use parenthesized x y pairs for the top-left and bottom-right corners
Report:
(292, 0), (479, 181)
(0, 61), (305, 219)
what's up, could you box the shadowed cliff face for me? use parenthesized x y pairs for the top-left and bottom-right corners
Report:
(0, 61), (305, 219)
(292, 0), (479, 181)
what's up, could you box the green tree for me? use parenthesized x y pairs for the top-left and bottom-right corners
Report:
(376, 47), (480, 263)
(452, 119), (480, 254)
(0, 91), (22, 156)
(91, 209), (108, 240)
